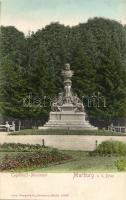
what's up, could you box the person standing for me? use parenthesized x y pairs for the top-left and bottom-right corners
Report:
(5, 121), (10, 132)
(12, 121), (15, 132)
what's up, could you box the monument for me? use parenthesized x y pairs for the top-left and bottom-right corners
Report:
(39, 64), (97, 130)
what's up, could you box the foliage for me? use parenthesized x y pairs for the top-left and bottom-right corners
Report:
(116, 160), (126, 171)
(0, 146), (71, 171)
(1, 148), (126, 172)
(0, 143), (48, 152)
(17, 150), (124, 172)
(0, 57), (28, 117)
(91, 141), (126, 156)
(0, 18), (126, 120)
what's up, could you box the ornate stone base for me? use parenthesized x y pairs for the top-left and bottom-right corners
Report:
(39, 108), (97, 130)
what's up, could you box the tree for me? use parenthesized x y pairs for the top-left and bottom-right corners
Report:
(0, 18), (126, 121)
(0, 57), (27, 117)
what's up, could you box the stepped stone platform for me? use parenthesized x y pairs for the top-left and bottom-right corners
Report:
(39, 111), (97, 130)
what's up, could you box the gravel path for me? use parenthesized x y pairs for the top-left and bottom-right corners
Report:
(0, 132), (126, 151)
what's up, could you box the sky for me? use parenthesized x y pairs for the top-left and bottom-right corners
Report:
(1, 0), (126, 34)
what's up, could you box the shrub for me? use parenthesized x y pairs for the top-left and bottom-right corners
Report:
(0, 143), (48, 152)
(0, 149), (72, 171)
(116, 160), (126, 171)
(90, 141), (126, 156)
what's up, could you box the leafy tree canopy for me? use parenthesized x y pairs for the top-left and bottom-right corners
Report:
(0, 18), (126, 120)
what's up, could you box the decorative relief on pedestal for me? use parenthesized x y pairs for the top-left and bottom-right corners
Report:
(51, 93), (63, 112)
(72, 94), (84, 112)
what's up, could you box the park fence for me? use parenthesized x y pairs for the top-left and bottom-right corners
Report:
(0, 116), (125, 132)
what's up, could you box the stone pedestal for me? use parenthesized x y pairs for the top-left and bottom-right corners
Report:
(39, 104), (97, 130)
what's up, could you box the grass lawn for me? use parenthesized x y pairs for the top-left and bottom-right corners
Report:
(32, 150), (124, 172)
(0, 150), (125, 172)
(0, 143), (126, 172)
(9, 129), (126, 136)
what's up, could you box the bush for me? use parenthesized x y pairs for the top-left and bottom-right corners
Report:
(0, 143), (48, 152)
(0, 149), (72, 171)
(116, 160), (126, 171)
(90, 141), (126, 156)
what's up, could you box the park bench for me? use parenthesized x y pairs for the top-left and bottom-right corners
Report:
(108, 125), (126, 133)
(0, 125), (7, 131)
(0, 124), (15, 132)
